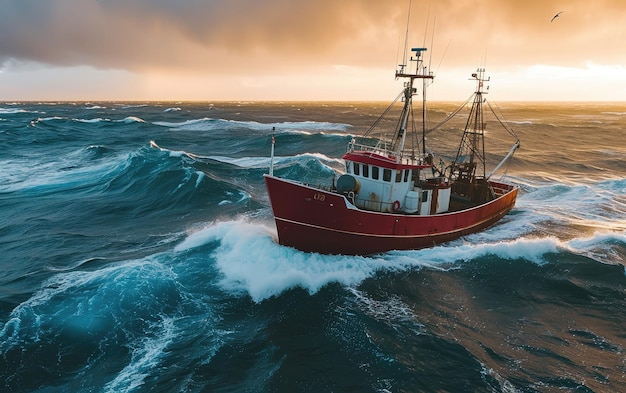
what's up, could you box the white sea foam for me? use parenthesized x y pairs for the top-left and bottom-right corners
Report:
(195, 171), (205, 188)
(348, 287), (425, 332)
(75, 117), (110, 123)
(153, 117), (350, 132)
(31, 116), (65, 124)
(0, 150), (127, 193)
(566, 231), (626, 266)
(153, 117), (215, 130)
(117, 104), (148, 109)
(0, 258), (174, 348)
(516, 178), (626, 232)
(103, 317), (176, 393)
(117, 116), (146, 123)
(173, 218), (626, 302)
(164, 107), (182, 112)
(208, 152), (343, 169)
(0, 107), (34, 114)
(174, 220), (396, 302)
(387, 236), (562, 266)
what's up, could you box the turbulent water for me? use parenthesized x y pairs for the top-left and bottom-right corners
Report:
(1, 101), (625, 392)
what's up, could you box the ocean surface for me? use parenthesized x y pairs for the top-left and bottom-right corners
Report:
(0, 100), (625, 392)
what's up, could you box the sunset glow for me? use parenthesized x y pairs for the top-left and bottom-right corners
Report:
(1, 0), (625, 102)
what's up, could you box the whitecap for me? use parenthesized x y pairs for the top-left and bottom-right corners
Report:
(153, 118), (214, 130)
(0, 107), (33, 114)
(103, 317), (176, 393)
(75, 117), (110, 123)
(208, 152), (343, 169)
(566, 231), (626, 266)
(116, 116), (146, 124)
(30, 116), (65, 125)
(118, 104), (148, 109)
(153, 117), (351, 133)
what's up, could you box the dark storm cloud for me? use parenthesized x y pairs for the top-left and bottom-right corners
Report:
(1, 0), (624, 74)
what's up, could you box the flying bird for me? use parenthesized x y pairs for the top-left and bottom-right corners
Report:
(551, 11), (563, 22)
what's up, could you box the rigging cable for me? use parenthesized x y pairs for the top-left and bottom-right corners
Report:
(487, 100), (519, 140)
(362, 91), (404, 138)
(425, 94), (474, 135)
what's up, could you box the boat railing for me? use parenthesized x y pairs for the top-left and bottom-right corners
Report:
(348, 139), (423, 165)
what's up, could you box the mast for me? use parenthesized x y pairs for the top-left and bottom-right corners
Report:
(392, 47), (434, 161)
(452, 68), (489, 179)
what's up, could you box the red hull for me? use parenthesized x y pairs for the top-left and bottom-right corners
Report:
(264, 174), (518, 255)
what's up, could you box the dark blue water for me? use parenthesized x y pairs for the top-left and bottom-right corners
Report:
(1, 101), (625, 392)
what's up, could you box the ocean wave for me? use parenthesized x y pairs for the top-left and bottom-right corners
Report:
(209, 155), (271, 168)
(117, 116), (146, 123)
(566, 231), (626, 266)
(173, 220), (396, 302)
(516, 178), (626, 233)
(77, 117), (146, 124)
(116, 104), (148, 110)
(0, 107), (38, 115)
(601, 111), (626, 116)
(164, 107), (182, 112)
(75, 117), (111, 123)
(149, 140), (208, 161)
(0, 258), (179, 348)
(103, 315), (177, 393)
(0, 255), (227, 391)
(173, 221), (543, 301)
(1, 145), (220, 214)
(276, 121), (351, 132)
(29, 116), (66, 125)
(172, 217), (626, 303)
(84, 145), (116, 158)
(388, 236), (562, 266)
(0, 152), (124, 193)
(347, 287), (425, 334)
(153, 117), (351, 133)
(206, 152), (343, 170)
(29, 115), (146, 125)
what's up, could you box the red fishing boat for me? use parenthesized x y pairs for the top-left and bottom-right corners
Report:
(264, 47), (520, 255)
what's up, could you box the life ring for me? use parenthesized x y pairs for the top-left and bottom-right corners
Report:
(392, 200), (401, 211)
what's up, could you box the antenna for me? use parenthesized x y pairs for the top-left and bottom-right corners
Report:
(399, 0), (412, 74)
(428, 17), (436, 73)
(422, 3), (430, 49)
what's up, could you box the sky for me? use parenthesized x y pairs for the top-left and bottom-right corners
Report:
(1, 0), (625, 102)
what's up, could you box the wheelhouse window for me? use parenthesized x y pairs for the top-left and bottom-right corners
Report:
(404, 169), (410, 182)
(354, 163), (360, 176)
(362, 164), (369, 178)
(383, 169), (391, 182)
(372, 166), (379, 180)
(346, 162), (351, 173)
(395, 170), (402, 183)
